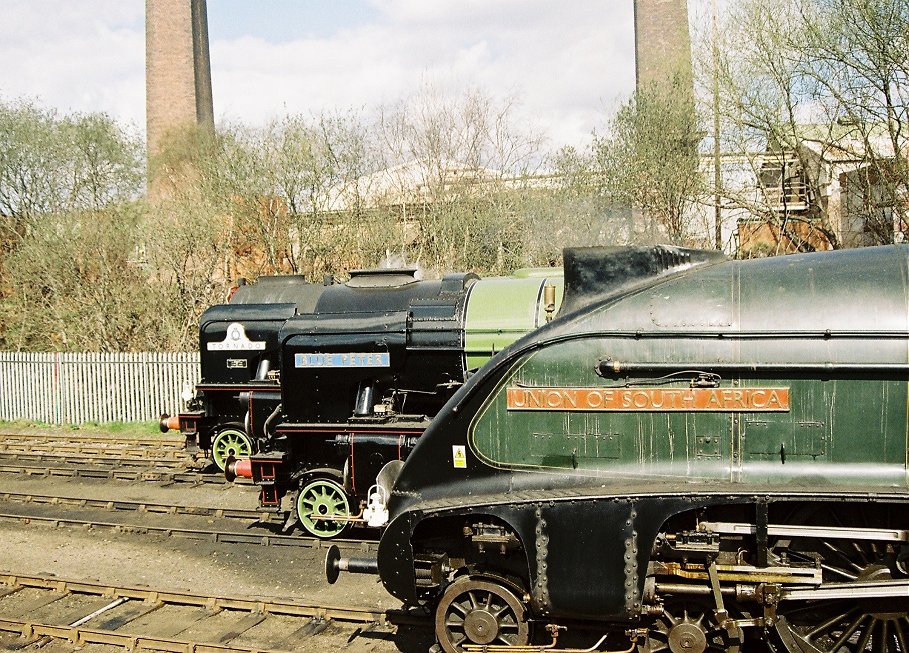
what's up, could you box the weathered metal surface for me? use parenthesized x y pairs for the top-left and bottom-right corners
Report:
(374, 244), (909, 637)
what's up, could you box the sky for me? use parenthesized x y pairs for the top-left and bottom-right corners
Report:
(0, 1), (647, 150)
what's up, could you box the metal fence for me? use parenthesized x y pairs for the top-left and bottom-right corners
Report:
(0, 352), (200, 425)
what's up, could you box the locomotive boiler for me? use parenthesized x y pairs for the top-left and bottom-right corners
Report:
(329, 244), (909, 653)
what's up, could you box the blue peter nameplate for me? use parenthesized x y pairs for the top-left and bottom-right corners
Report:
(295, 352), (390, 368)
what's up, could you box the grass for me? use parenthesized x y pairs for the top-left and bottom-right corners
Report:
(0, 419), (166, 438)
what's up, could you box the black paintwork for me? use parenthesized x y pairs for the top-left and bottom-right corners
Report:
(274, 272), (478, 494)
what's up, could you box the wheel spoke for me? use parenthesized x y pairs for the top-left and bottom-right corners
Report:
(875, 618), (888, 653)
(822, 540), (865, 573)
(895, 618), (909, 653)
(450, 602), (468, 617)
(807, 607), (857, 638)
(822, 562), (859, 580)
(827, 613), (869, 652)
(855, 616), (875, 653)
(493, 605), (512, 619)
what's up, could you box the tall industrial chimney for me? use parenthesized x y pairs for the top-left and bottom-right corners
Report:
(633, 0), (693, 91)
(145, 0), (214, 165)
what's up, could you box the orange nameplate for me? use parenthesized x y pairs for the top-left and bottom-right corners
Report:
(506, 387), (790, 412)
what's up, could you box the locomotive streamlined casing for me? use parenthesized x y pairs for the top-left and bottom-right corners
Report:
(371, 245), (909, 644)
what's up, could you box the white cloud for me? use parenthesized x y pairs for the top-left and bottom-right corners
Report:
(0, 1), (636, 149)
(0, 1), (144, 129)
(212, 2), (635, 148)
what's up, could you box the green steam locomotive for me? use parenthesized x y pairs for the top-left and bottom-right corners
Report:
(330, 244), (909, 653)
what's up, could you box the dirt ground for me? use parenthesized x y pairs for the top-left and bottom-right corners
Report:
(0, 473), (434, 652)
(0, 474), (389, 605)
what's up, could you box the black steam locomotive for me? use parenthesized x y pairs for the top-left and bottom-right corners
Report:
(160, 275), (323, 469)
(164, 266), (564, 537)
(329, 244), (909, 653)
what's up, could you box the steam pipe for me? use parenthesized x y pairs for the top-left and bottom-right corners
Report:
(597, 358), (909, 377)
(263, 402), (282, 438)
(354, 381), (375, 417)
(255, 359), (271, 380)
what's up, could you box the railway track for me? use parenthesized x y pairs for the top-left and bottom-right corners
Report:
(0, 432), (186, 459)
(0, 431), (224, 489)
(0, 490), (378, 549)
(0, 571), (413, 652)
(0, 489), (271, 522)
(0, 449), (202, 470)
(0, 458), (223, 483)
(0, 450), (201, 470)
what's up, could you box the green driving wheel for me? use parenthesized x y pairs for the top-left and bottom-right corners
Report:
(211, 428), (253, 471)
(297, 477), (351, 538)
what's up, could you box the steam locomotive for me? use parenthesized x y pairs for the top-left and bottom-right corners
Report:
(328, 244), (909, 653)
(163, 266), (564, 537)
(160, 274), (322, 469)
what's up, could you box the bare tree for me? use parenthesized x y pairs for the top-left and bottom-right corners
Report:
(0, 100), (142, 252)
(592, 76), (705, 246)
(706, 0), (909, 253)
(375, 84), (551, 273)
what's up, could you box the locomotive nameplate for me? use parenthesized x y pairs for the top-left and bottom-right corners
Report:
(506, 387), (790, 412)
(207, 323), (266, 351)
(294, 352), (390, 368)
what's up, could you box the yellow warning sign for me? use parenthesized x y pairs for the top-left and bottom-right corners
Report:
(452, 445), (467, 469)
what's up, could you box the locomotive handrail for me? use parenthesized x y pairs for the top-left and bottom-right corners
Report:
(514, 371), (724, 388)
(596, 359), (909, 377)
(589, 329), (909, 339)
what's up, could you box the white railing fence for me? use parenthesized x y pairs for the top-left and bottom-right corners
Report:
(0, 352), (201, 425)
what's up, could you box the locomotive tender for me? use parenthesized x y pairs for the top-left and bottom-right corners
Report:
(163, 266), (564, 538)
(329, 244), (909, 653)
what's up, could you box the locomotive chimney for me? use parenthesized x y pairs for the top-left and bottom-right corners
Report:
(255, 359), (271, 380)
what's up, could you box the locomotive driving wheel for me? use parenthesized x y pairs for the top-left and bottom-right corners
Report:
(644, 602), (742, 653)
(773, 534), (909, 653)
(211, 427), (253, 471)
(434, 576), (530, 653)
(296, 477), (351, 538)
